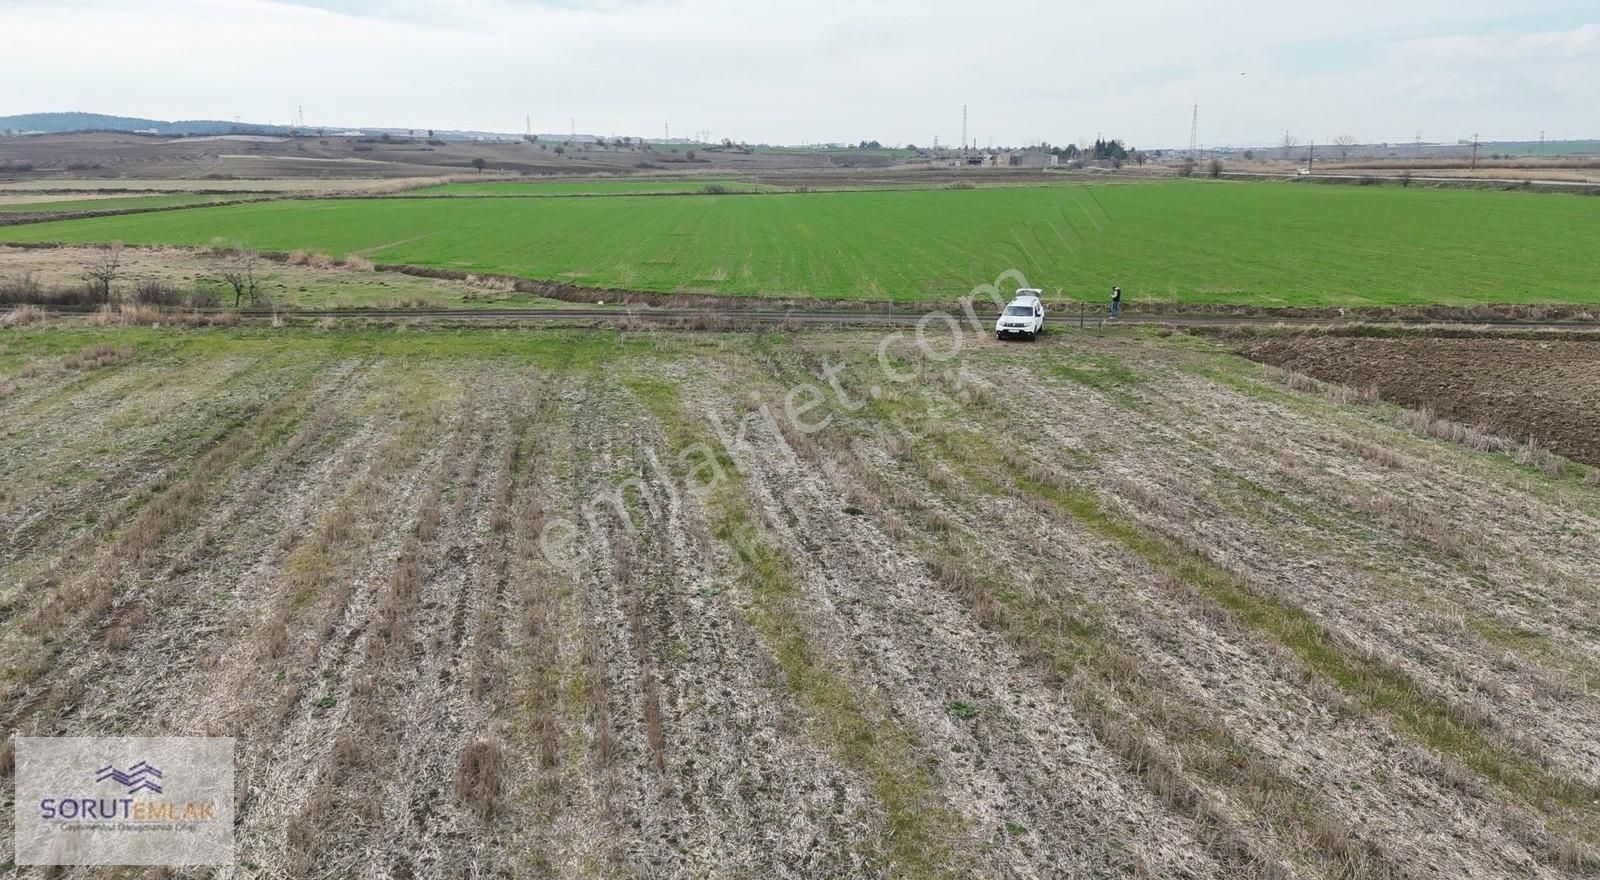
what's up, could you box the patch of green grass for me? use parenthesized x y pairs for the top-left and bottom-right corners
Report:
(0, 194), (236, 213)
(947, 700), (979, 720)
(1047, 349), (1145, 408)
(8, 181), (1600, 304)
(0, 326), (652, 370)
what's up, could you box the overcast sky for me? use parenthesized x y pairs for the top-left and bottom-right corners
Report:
(3, 0), (1595, 148)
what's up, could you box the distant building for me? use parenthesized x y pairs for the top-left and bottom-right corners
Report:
(1006, 150), (1058, 168)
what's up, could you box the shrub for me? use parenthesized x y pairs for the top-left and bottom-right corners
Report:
(131, 280), (183, 307)
(0, 272), (43, 303)
(0, 273), (103, 307)
(188, 286), (222, 309)
(286, 250), (333, 268)
(0, 304), (45, 327)
(700, 183), (729, 195)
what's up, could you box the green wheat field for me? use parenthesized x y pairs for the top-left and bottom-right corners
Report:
(5, 181), (1598, 305)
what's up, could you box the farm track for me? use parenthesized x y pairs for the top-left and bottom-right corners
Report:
(19, 302), (1600, 335)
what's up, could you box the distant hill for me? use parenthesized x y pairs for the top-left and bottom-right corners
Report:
(0, 111), (587, 143)
(0, 112), (296, 137)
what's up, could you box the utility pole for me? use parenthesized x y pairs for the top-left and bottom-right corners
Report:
(1540, 130), (1546, 156)
(1470, 133), (1480, 169)
(962, 104), (968, 152)
(1188, 104), (1198, 161)
(1308, 139), (1314, 172)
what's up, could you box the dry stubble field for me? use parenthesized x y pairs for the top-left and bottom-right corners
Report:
(1, 324), (1598, 879)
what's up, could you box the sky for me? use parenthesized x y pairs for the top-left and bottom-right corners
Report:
(2, 0), (1596, 148)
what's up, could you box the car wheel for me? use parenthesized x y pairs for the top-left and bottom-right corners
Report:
(996, 332), (1004, 340)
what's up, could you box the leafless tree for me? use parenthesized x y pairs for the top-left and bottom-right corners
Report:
(1208, 158), (1224, 179)
(1333, 135), (1358, 160)
(1280, 132), (1299, 161)
(219, 249), (262, 309)
(82, 244), (124, 303)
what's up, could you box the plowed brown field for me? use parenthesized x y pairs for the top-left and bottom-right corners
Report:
(1239, 336), (1600, 466)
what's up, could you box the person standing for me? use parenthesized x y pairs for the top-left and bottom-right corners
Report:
(1110, 286), (1122, 318)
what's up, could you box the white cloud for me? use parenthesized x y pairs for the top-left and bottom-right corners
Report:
(0, 0), (1593, 146)
(1399, 22), (1599, 63)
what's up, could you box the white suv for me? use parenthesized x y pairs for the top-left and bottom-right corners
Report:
(995, 290), (1044, 340)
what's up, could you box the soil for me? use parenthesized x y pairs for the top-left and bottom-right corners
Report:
(3, 327), (1598, 877)
(1237, 336), (1600, 465)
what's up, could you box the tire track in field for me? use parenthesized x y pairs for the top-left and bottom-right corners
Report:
(727, 353), (1236, 879)
(10, 361), (363, 738)
(216, 368), (460, 875)
(950, 344), (1597, 873)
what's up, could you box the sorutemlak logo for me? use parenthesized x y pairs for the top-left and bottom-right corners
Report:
(94, 761), (164, 795)
(14, 737), (234, 866)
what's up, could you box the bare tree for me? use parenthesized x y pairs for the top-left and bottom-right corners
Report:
(82, 244), (124, 304)
(1280, 132), (1299, 161)
(219, 248), (262, 309)
(1333, 135), (1358, 160)
(1208, 158), (1224, 179)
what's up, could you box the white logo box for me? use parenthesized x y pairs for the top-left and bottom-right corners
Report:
(14, 736), (234, 866)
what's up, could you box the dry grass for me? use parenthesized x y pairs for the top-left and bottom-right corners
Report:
(6, 330), (1598, 877)
(1329, 432), (1410, 470)
(465, 273), (516, 291)
(0, 304), (45, 327)
(454, 740), (506, 820)
(60, 343), (131, 370)
(1269, 366), (1380, 405)
(284, 249), (333, 268)
(1395, 405), (1570, 477)
(83, 303), (240, 327)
